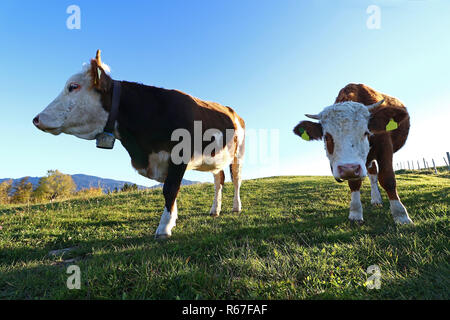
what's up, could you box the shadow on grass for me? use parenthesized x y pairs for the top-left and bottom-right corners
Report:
(2, 217), (447, 299)
(0, 175), (447, 299)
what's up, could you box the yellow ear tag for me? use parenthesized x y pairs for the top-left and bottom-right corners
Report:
(299, 128), (310, 141)
(386, 118), (398, 131)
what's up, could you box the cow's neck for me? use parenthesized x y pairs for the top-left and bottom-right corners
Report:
(106, 81), (164, 170)
(102, 81), (189, 170)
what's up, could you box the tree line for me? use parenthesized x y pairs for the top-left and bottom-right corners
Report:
(0, 170), (139, 205)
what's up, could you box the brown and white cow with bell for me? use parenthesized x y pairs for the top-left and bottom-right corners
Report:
(33, 50), (246, 239)
(294, 83), (413, 224)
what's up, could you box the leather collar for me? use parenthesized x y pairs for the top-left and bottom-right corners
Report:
(104, 80), (121, 134)
(96, 80), (121, 149)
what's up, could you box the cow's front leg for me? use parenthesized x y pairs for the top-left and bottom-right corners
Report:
(155, 200), (178, 239)
(367, 161), (383, 206)
(378, 155), (413, 224)
(348, 179), (364, 223)
(210, 170), (224, 217)
(155, 163), (187, 239)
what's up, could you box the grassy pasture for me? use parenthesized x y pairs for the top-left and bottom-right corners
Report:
(0, 173), (448, 299)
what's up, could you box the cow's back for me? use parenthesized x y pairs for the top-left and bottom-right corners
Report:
(189, 95), (244, 131)
(335, 83), (410, 153)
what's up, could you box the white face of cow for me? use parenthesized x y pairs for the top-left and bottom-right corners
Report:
(33, 64), (109, 140)
(294, 97), (407, 182)
(320, 102), (371, 180)
(294, 100), (386, 181)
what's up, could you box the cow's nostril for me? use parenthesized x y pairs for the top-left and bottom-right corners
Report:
(33, 115), (39, 126)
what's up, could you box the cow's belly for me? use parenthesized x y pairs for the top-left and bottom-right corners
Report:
(135, 148), (233, 182)
(135, 139), (237, 182)
(186, 145), (234, 174)
(188, 122), (243, 173)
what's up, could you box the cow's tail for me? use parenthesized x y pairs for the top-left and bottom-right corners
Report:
(229, 164), (234, 182)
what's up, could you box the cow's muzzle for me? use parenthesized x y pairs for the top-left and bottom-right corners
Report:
(32, 114), (61, 134)
(337, 164), (362, 180)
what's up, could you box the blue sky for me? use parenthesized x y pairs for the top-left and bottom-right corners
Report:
(0, 0), (449, 186)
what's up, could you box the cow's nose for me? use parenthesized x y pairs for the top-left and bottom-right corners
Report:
(337, 164), (362, 179)
(33, 115), (40, 126)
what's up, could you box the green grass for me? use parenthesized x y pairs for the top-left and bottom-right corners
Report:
(0, 173), (448, 299)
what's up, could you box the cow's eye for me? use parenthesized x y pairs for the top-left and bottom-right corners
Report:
(68, 83), (80, 92)
(364, 131), (370, 137)
(325, 133), (334, 154)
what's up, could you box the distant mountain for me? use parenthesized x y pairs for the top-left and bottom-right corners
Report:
(0, 176), (42, 188)
(71, 174), (149, 191)
(150, 179), (200, 189)
(0, 174), (199, 193)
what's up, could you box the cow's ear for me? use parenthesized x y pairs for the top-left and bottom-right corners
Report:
(90, 57), (111, 92)
(368, 107), (408, 134)
(293, 121), (323, 141)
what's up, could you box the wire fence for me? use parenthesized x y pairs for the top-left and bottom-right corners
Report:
(395, 152), (450, 174)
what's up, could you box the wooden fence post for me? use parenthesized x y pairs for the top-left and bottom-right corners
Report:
(432, 159), (438, 174)
(447, 152), (450, 171)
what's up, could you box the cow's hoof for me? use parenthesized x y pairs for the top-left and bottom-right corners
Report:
(210, 212), (220, 218)
(394, 216), (413, 225)
(348, 210), (363, 222)
(155, 233), (171, 240)
(349, 219), (364, 226)
(232, 202), (242, 213)
(371, 201), (383, 207)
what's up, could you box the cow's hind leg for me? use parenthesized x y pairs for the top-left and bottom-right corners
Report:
(377, 151), (413, 224)
(210, 170), (225, 217)
(155, 163), (187, 239)
(367, 160), (383, 206)
(230, 159), (242, 212)
(348, 179), (364, 224)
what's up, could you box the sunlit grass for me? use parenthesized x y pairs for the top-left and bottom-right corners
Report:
(0, 173), (448, 299)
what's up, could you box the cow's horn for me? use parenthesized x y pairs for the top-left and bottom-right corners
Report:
(366, 99), (385, 110)
(305, 114), (320, 120)
(96, 49), (102, 66)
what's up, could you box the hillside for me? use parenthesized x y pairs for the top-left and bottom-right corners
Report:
(0, 174), (198, 192)
(0, 173), (448, 299)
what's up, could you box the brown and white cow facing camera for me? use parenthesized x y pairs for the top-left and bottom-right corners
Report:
(294, 83), (412, 225)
